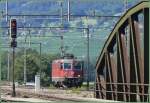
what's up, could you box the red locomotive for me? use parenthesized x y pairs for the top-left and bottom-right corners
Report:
(52, 54), (83, 87)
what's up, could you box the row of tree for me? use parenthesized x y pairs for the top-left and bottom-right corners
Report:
(1, 48), (96, 86)
(1, 48), (60, 86)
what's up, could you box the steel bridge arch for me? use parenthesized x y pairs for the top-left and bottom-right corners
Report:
(95, 1), (149, 102)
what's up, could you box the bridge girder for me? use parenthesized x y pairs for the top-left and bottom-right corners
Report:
(95, 1), (149, 102)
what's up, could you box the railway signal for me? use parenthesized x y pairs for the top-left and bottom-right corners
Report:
(10, 19), (17, 48)
(10, 19), (17, 97)
(10, 19), (17, 38)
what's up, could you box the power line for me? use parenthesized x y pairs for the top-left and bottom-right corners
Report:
(0, 26), (88, 30)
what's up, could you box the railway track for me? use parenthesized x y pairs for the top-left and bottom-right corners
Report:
(1, 85), (116, 102)
(1, 86), (89, 102)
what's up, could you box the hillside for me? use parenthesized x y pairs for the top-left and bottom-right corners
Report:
(0, 0), (141, 64)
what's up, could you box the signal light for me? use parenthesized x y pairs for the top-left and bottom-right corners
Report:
(10, 19), (17, 48)
(10, 19), (17, 38)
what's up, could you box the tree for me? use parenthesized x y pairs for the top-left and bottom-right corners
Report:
(13, 48), (60, 86)
(40, 53), (60, 86)
(1, 51), (10, 80)
(14, 48), (40, 82)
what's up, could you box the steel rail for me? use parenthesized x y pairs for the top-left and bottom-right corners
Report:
(1, 87), (91, 102)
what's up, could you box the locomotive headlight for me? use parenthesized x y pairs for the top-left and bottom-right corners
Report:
(78, 75), (80, 77)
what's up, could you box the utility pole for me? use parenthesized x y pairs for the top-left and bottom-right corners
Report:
(39, 43), (41, 76)
(24, 28), (31, 84)
(29, 29), (31, 47)
(6, 0), (9, 81)
(124, 0), (128, 12)
(7, 49), (10, 81)
(28, 24), (31, 47)
(23, 17), (27, 84)
(5, 0), (8, 22)
(60, 36), (64, 57)
(67, 0), (70, 22)
(7, 29), (10, 81)
(59, 1), (64, 57)
(24, 42), (27, 84)
(60, 1), (63, 26)
(86, 27), (90, 90)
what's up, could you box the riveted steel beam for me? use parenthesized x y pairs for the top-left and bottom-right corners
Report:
(105, 52), (114, 100)
(117, 31), (127, 101)
(96, 56), (106, 99)
(130, 13), (144, 101)
(109, 53), (117, 100)
(96, 76), (101, 98)
(96, 1), (149, 102)
(118, 28), (130, 101)
(143, 8), (149, 101)
(129, 16), (141, 102)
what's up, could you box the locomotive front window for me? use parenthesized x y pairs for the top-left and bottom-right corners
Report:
(74, 62), (81, 70)
(60, 63), (63, 69)
(64, 63), (71, 69)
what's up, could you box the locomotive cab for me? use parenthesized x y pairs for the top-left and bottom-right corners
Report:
(52, 58), (83, 88)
